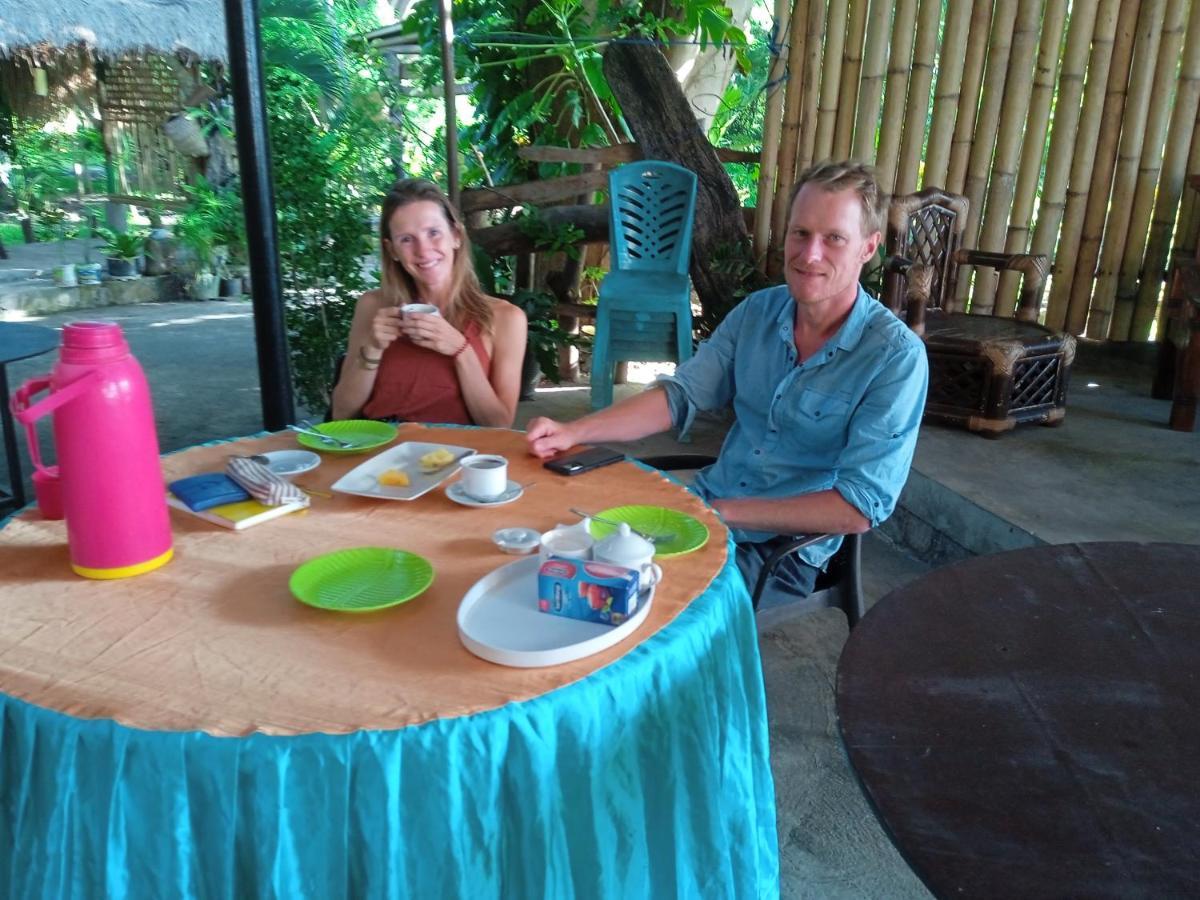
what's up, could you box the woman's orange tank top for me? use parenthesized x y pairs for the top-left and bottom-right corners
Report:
(361, 319), (491, 424)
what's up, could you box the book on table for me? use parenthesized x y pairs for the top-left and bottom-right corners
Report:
(166, 494), (306, 530)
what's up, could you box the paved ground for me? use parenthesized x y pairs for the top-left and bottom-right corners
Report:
(5, 296), (1196, 898)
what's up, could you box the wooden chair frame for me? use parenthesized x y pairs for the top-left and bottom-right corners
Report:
(883, 188), (1075, 436)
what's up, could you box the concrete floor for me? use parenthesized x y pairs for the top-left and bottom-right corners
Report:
(3, 298), (1197, 898)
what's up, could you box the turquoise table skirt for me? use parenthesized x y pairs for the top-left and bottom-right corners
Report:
(0, 541), (778, 899)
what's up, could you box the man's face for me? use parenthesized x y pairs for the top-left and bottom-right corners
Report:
(783, 184), (881, 310)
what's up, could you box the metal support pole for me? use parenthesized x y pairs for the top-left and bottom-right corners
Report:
(223, 0), (295, 430)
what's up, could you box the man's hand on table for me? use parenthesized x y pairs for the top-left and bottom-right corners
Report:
(526, 416), (579, 460)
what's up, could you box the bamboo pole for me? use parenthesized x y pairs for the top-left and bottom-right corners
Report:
(1180, 119), (1200, 253)
(1045, 0), (1119, 331)
(798, 0), (829, 170)
(852, 0), (893, 162)
(922, 0), (972, 188)
(1030, 1), (1103, 328)
(994, 0), (1069, 318)
(834, 0), (869, 159)
(874, 0), (918, 197)
(956, 0), (1019, 312)
(972, 0), (1045, 317)
(437, 0), (459, 205)
(1113, 0), (1187, 340)
(946, 0), (995, 193)
(752, 0), (792, 268)
(1062, 0), (1141, 335)
(768, 0), (810, 274)
(1084, 0), (1162, 340)
(1136, 7), (1200, 340)
(895, 0), (941, 195)
(816, 0), (850, 162)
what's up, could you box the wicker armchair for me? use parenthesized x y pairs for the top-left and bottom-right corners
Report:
(883, 188), (1076, 436)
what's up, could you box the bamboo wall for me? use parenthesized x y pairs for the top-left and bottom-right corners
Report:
(753, 0), (1200, 340)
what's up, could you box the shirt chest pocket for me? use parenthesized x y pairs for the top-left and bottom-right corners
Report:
(779, 388), (853, 453)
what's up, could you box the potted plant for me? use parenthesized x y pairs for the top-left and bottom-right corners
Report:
(48, 211), (78, 286)
(96, 227), (146, 278)
(172, 210), (219, 299)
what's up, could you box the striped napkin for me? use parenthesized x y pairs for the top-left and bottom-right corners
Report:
(226, 457), (310, 508)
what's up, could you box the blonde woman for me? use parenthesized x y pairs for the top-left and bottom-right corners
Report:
(332, 179), (528, 425)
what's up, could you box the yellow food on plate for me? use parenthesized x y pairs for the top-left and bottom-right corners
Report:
(377, 468), (410, 487)
(419, 447), (457, 472)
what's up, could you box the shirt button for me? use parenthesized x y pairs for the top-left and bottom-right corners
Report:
(739, 481), (747, 487)
(754, 449), (761, 455)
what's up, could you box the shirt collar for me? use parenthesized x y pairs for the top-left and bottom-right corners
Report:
(775, 284), (873, 354)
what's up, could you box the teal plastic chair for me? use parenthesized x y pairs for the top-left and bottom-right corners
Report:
(591, 161), (698, 409)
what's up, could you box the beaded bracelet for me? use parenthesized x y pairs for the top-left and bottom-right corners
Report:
(452, 337), (470, 359)
(358, 345), (382, 369)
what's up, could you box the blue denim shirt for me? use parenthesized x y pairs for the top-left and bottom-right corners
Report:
(658, 284), (928, 567)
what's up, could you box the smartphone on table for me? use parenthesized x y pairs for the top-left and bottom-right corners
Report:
(543, 446), (626, 476)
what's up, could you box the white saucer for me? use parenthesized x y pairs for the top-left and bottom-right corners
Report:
(260, 449), (321, 478)
(446, 479), (524, 508)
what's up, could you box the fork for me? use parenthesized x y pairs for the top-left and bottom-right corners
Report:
(570, 508), (671, 545)
(286, 424), (357, 449)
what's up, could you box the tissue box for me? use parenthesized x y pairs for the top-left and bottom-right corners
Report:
(537, 557), (641, 626)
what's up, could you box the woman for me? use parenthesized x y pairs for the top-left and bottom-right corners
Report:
(331, 179), (527, 426)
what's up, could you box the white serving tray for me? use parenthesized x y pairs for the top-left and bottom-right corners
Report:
(457, 556), (654, 668)
(330, 441), (474, 501)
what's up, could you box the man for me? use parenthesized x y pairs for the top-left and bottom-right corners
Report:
(526, 161), (929, 611)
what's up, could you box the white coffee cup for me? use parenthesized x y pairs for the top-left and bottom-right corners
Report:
(539, 527), (594, 562)
(401, 303), (440, 317)
(459, 454), (508, 500)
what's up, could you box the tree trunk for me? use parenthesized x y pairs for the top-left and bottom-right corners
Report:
(603, 41), (753, 335)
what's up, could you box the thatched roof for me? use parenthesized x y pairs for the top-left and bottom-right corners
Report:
(0, 0), (228, 62)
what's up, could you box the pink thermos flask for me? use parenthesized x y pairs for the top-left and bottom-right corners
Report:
(11, 321), (173, 579)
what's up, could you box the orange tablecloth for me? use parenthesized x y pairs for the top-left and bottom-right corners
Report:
(0, 425), (728, 736)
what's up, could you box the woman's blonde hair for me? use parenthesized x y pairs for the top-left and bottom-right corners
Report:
(379, 178), (493, 334)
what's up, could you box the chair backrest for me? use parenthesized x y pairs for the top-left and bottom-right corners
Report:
(883, 188), (969, 319)
(608, 161), (698, 277)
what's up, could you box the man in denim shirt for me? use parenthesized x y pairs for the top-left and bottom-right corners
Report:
(527, 161), (928, 611)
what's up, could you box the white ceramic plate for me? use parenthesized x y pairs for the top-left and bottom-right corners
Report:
(260, 449), (321, 478)
(330, 441), (474, 501)
(446, 479), (524, 508)
(457, 555), (654, 668)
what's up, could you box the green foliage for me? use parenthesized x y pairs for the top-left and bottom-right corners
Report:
(1, 120), (104, 236)
(405, 0), (751, 189)
(516, 206), (585, 259)
(261, 0), (399, 413)
(510, 288), (588, 381)
(175, 176), (245, 271)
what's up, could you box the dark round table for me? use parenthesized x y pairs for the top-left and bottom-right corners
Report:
(0, 322), (58, 513)
(836, 541), (1200, 899)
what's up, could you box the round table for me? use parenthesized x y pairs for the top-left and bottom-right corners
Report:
(0, 425), (778, 898)
(0, 322), (58, 513)
(836, 541), (1200, 899)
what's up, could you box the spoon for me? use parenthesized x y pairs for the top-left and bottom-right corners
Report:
(286, 424), (356, 449)
(569, 508), (670, 544)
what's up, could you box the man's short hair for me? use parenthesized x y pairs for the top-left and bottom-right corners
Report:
(788, 160), (886, 237)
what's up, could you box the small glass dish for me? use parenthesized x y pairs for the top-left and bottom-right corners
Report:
(492, 527), (541, 555)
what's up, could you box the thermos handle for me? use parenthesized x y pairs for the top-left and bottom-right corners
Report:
(11, 371), (101, 473)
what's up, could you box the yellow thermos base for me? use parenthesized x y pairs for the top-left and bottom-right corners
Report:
(72, 547), (174, 580)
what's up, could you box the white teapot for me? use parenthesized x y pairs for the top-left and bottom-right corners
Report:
(593, 523), (663, 591)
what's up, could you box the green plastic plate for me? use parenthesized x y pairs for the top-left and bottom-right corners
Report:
(289, 547), (435, 613)
(589, 505), (710, 559)
(296, 419), (398, 455)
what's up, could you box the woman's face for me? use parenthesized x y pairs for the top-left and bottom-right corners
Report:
(385, 199), (460, 297)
